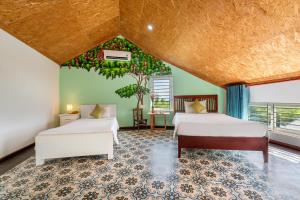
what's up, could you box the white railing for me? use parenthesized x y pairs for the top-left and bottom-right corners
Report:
(249, 103), (300, 135)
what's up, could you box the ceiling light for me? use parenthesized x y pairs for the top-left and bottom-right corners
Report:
(147, 24), (153, 31)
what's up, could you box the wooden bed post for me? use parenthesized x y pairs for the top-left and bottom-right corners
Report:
(263, 137), (269, 163)
(263, 149), (268, 163)
(178, 144), (181, 158)
(178, 142), (181, 158)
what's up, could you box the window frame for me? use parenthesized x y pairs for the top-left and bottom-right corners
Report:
(150, 75), (173, 112)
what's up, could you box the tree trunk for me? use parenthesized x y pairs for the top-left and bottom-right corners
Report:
(136, 94), (144, 109)
(136, 97), (140, 109)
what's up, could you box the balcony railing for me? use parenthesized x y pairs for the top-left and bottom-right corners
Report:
(274, 104), (300, 133)
(248, 103), (300, 134)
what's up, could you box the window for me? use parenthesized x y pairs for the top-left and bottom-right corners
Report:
(248, 103), (272, 128)
(274, 104), (300, 133)
(248, 103), (300, 134)
(150, 76), (173, 111)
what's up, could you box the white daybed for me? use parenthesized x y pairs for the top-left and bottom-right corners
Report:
(35, 104), (119, 166)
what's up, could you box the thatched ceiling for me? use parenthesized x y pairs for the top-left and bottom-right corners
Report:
(1, 0), (300, 86)
(0, 0), (119, 64)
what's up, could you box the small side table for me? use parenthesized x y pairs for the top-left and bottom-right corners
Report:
(148, 112), (170, 131)
(59, 113), (80, 126)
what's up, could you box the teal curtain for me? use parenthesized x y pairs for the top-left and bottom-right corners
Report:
(226, 84), (249, 119)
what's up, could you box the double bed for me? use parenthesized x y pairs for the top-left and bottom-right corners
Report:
(35, 104), (119, 166)
(173, 95), (269, 162)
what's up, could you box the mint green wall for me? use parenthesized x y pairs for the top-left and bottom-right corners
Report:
(171, 65), (225, 113)
(60, 64), (225, 127)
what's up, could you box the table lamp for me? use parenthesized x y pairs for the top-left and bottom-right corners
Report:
(66, 104), (73, 114)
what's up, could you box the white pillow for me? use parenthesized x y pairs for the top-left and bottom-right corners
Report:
(184, 100), (207, 113)
(184, 101), (194, 113)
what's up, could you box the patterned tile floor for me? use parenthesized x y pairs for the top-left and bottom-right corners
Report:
(0, 130), (299, 199)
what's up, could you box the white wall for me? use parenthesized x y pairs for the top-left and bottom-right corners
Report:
(250, 80), (300, 147)
(250, 80), (300, 103)
(0, 29), (59, 159)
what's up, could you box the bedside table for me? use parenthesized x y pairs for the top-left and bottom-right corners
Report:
(148, 112), (170, 131)
(59, 113), (80, 126)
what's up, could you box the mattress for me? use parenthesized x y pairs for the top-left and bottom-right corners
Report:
(38, 118), (119, 144)
(173, 113), (267, 138)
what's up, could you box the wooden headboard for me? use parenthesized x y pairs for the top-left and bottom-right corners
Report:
(174, 95), (218, 113)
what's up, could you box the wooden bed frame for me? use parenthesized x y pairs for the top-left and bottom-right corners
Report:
(174, 95), (269, 162)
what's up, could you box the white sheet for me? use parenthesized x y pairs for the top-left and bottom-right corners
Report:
(173, 113), (267, 138)
(38, 118), (119, 144)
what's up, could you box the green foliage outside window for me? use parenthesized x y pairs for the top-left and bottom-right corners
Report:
(249, 104), (300, 132)
(248, 105), (269, 124)
(154, 98), (170, 109)
(275, 106), (300, 128)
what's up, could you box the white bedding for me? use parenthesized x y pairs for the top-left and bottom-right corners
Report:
(173, 113), (267, 138)
(39, 118), (119, 144)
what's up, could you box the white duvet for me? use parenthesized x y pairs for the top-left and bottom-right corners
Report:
(38, 118), (119, 144)
(173, 113), (267, 138)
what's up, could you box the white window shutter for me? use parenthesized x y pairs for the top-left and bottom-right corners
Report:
(150, 76), (173, 111)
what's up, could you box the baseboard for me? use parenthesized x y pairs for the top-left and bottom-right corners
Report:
(270, 139), (300, 151)
(0, 143), (35, 162)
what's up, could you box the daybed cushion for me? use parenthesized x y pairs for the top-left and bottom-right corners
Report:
(38, 118), (119, 144)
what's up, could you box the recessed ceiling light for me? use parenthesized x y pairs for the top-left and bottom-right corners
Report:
(147, 24), (153, 31)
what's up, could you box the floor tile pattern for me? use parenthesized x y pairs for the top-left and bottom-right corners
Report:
(0, 130), (278, 199)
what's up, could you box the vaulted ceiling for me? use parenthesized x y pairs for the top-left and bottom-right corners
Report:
(0, 0), (119, 64)
(1, 0), (300, 86)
